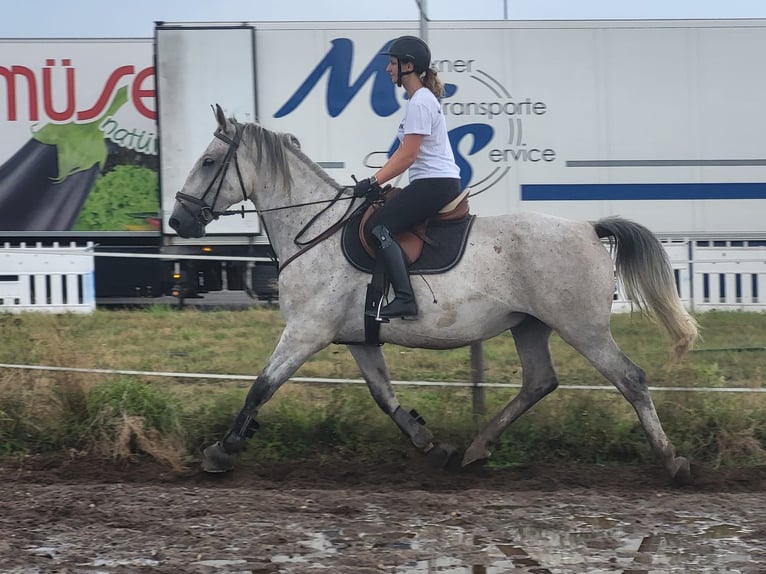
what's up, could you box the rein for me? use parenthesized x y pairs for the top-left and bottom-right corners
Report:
(214, 194), (354, 218)
(223, 189), (360, 275)
(277, 190), (367, 274)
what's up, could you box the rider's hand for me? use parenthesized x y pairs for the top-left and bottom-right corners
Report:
(353, 177), (377, 198)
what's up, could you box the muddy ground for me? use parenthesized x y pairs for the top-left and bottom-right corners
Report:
(1, 457), (765, 573)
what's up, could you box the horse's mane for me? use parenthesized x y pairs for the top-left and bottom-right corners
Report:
(239, 122), (343, 193)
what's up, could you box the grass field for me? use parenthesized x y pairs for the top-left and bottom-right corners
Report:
(0, 308), (764, 469)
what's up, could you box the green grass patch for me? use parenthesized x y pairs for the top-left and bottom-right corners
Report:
(0, 308), (764, 468)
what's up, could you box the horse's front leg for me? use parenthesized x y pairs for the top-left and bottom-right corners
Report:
(202, 324), (332, 473)
(347, 344), (458, 469)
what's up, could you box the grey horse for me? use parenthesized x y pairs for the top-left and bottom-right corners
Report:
(170, 105), (699, 483)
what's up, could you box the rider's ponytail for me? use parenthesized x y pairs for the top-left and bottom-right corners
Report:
(422, 68), (445, 99)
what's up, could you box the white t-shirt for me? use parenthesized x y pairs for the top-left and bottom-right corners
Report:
(397, 87), (460, 181)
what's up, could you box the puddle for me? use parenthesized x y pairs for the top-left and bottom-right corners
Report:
(26, 545), (158, 569)
(702, 523), (746, 539)
(193, 559), (248, 567)
(89, 557), (161, 567)
(268, 512), (759, 574)
(18, 505), (761, 574)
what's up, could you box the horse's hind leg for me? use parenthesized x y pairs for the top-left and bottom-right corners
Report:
(463, 316), (559, 467)
(562, 327), (691, 484)
(347, 344), (458, 468)
(202, 324), (333, 473)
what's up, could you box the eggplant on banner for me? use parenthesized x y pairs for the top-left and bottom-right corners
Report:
(0, 87), (128, 231)
(0, 139), (98, 230)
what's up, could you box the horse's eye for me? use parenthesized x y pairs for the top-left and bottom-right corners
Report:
(203, 157), (215, 167)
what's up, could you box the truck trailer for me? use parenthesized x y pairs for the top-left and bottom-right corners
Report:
(2, 19), (765, 299)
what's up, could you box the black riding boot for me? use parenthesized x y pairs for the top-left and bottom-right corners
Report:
(368, 225), (418, 320)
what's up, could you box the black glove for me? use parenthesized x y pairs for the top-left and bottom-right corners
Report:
(353, 177), (377, 198)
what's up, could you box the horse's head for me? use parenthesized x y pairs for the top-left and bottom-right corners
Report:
(169, 104), (250, 238)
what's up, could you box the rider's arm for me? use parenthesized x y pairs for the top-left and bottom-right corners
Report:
(374, 133), (423, 184)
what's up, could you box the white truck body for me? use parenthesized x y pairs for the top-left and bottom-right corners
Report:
(156, 19), (766, 238)
(1, 19), (764, 253)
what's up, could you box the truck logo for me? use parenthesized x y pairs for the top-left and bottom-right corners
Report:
(275, 38), (398, 119)
(273, 38), (556, 192)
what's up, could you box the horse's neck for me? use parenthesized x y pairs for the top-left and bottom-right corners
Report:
(256, 154), (346, 263)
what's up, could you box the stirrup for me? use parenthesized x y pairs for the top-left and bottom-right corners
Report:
(378, 299), (418, 321)
(365, 292), (391, 323)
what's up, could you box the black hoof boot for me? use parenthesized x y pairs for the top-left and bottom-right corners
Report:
(201, 441), (236, 473)
(426, 443), (460, 470)
(201, 411), (259, 473)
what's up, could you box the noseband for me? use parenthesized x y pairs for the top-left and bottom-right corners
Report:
(174, 125), (249, 225)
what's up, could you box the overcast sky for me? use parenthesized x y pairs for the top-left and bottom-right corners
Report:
(4, 0), (766, 38)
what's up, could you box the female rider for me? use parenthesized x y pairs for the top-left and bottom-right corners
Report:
(354, 35), (462, 321)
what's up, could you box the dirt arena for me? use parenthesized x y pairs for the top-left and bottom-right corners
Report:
(1, 457), (765, 573)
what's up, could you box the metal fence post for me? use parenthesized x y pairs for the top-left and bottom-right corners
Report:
(470, 341), (485, 416)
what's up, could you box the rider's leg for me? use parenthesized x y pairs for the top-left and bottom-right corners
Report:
(365, 178), (461, 320)
(368, 178), (463, 236)
(369, 224), (418, 319)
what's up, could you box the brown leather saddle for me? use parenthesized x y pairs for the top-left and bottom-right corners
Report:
(358, 187), (471, 264)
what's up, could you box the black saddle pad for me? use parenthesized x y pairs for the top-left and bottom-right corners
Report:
(341, 212), (476, 274)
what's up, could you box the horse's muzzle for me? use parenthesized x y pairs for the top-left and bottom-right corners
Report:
(168, 210), (206, 238)
(168, 215), (183, 232)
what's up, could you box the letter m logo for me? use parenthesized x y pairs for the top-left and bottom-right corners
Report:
(274, 38), (399, 118)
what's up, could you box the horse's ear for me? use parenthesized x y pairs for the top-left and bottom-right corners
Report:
(287, 133), (301, 150)
(213, 104), (227, 130)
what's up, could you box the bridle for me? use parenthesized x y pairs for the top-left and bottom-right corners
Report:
(174, 124), (248, 226)
(174, 122), (364, 274)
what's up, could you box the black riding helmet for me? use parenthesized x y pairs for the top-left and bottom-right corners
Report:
(382, 35), (431, 86)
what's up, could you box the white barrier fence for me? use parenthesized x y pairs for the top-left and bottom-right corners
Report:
(613, 239), (766, 313)
(0, 239), (764, 314)
(0, 242), (96, 313)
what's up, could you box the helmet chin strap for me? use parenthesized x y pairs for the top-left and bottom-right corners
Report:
(396, 60), (416, 87)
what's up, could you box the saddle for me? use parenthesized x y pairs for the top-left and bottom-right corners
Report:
(358, 187), (471, 264)
(340, 186), (473, 278)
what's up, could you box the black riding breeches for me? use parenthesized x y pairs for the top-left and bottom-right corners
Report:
(368, 178), (462, 236)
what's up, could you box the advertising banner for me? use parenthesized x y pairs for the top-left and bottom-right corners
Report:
(0, 39), (158, 232)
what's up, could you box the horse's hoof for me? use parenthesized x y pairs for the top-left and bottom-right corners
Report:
(201, 441), (236, 473)
(426, 443), (459, 470)
(461, 443), (491, 467)
(670, 456), (692, 485)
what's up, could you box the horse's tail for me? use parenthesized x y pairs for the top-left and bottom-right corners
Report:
(593, 216), (699, 359)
